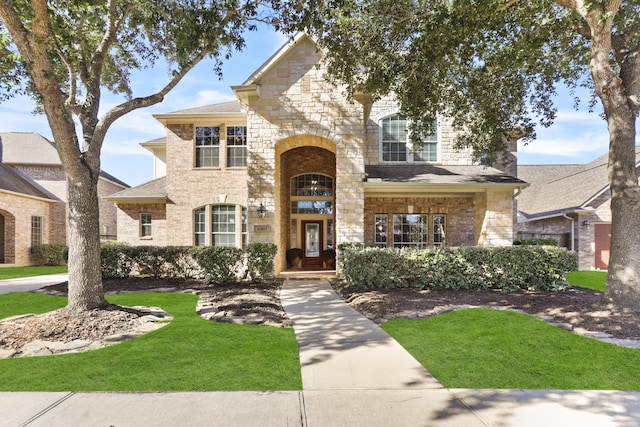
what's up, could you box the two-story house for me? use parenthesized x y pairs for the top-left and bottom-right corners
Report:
(0, 132), (129, 265)
(107, 34), (527, 274)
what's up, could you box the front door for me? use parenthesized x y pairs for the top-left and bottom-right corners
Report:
(302, 220), (323, 268)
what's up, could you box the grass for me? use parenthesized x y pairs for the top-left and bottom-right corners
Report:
(0, 266), (68, 280)
(383, 308), (640, 390)
(0, 292), (302, 391)
(567, 270), (607, 291)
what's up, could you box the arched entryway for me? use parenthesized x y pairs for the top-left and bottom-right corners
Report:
(276, 136), (337, 270)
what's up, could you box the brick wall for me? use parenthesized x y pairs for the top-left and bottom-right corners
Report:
(0, 193), (52, 265)
(364, 196), (476, 246)
(116, 203), (167, 246)
(165, 123), (248, 246)
(98, 179), (126, 239)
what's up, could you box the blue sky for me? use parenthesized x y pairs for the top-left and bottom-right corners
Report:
(0, 26), (619, 188)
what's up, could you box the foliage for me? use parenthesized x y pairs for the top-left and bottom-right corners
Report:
(285, 248), (303, 268)
(30, 244), (67, 266)
(0, 292), (302, 391)
(339, 246), (577, 292)
(245, 243), (278, 280)
(300, 0), (640, 310)
(514, 238), (560, 246)
(100, 243), (136, 279)
(0, 0), (301, 310)
(193, 246), (244, 284)
(383, 309), (640, 390)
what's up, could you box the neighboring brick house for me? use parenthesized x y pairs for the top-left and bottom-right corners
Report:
(517, 147), (640, 271)
(108, 34), (527, 274)
(0, 132), (129, 265)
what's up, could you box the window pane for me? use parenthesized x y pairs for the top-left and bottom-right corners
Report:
(31, 216), (43, 247)
(212, 205), (236, 246)
(291, 201), (333, 215)
(375, 214), (388, 248)
(393, 214), (428, 248)
(433, 214), (446, 246)
(141, 212), (152, 237)
(194, 207), (206, 246)
(413, 121), (438, 162)
(195, 126), (220, 168)
(382, 115), (408, 162)
(227, 126), (248, 167)
(291, 174), (333, 196)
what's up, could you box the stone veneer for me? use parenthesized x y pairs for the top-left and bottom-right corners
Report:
(243, 37), (364, 272)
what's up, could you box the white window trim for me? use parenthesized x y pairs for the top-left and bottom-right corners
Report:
(379, 114), (440, 163)
(194, 125), (248, 170)
(140, 212), (152, 238)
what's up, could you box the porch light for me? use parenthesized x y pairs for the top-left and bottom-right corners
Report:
(582, 219), (590, 228)
(407, 204), (414, 214)
(257, 202), (267, 219)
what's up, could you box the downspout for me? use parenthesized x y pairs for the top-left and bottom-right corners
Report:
(562, 214), (575, 251)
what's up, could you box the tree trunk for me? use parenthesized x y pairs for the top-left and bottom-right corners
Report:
(586, 13), (640, 311)
(603, 115), (640, 311)
(65, 169), (107, 311)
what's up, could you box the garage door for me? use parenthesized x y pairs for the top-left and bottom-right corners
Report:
(594, 223), (611, 270)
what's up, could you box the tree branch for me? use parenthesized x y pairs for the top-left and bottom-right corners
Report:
(89, 50), (208, 158)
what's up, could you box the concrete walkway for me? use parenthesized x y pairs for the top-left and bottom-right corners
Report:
(2, 277), (640, 426)
(0, 273), (68, 294)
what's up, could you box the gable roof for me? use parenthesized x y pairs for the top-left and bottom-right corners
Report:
(0, 163), (56, 202)
(0, 132), (129, 188)
(365, 164), (527, 194)
(0, 132), (60, 165)
(153, 101), (245, 123)
(517, 147), (640, 219)
(104, 177), (167, 204)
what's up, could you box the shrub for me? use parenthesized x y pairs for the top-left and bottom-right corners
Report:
(194, 246), (244, 284)
(514, 238), (560, 246)
(340, 245), (577, 292)
(286, 248), (303, 268)
(245, 243), (278, 280)
(31, 244), (67, 266)
(100, 243), (135, 279)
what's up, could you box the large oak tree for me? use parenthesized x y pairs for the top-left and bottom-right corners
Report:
(0, 0), (290, 311)
(302, 0), (640, 310)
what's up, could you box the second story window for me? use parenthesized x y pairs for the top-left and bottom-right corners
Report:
(381, 114), (438, 162)
(195, 126), (220, 167)
(226, 126), (247, 167)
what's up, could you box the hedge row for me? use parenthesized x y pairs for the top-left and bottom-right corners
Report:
(100, 243), (277, 284)
(31, 244), (67, 266)
(338, 244), (577, 292)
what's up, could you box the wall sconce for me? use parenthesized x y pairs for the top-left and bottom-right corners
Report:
(407, 204), (414, 214)
(582, 219), (590, 228)
(257, 202), (267, 219)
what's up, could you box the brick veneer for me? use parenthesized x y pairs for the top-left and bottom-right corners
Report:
(0, 193), (52, 265)
(116, 203), (167, 246)
(364, 196), (476, 246)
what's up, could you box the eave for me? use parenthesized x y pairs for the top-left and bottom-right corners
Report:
(364, 181), (528, 197)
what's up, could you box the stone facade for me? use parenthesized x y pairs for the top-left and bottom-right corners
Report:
(114, 34), (523, 274)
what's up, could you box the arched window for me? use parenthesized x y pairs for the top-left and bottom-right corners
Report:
(290, 174), (334, 215)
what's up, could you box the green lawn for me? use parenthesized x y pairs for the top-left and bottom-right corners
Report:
(0, 266), (68, 280)
(383, 308), (640, 390)
(567, 270), (607, 291)
(0, 292), (302, 391)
